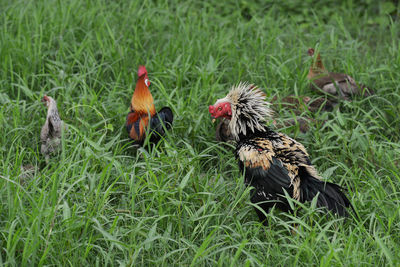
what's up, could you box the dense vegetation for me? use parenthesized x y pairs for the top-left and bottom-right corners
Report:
(0, 0), (399, 265)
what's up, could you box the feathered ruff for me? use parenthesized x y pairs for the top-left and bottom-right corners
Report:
(126, 107), (173, 145)
(223, 82), (273, 141)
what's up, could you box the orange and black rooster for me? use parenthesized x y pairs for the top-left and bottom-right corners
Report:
(126, 66), (173, 145)
(209, 83), (353, 225)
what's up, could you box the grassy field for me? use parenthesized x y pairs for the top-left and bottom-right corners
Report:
(1, 0), (400, 265)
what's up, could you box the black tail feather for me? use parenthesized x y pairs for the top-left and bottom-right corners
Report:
(299, 174), (353, 217)
(148, 106), (173, 143)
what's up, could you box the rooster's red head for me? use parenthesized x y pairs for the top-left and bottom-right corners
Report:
(138, 65), (150, 87)
(209, 83), (273, 140)
(41, 95), (53, 108)
(209, 102), (232, 120)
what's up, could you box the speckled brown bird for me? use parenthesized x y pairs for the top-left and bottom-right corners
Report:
(307, 48), (373, 100)
(40, 95), (66, 162)
(209, 83), (353, 224)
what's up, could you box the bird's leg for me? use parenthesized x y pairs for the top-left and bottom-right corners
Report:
(254, 207), (269, 226)
(253, 202), (272, 226)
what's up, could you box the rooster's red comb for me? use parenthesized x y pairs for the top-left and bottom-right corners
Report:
(138, 65), (148, 77)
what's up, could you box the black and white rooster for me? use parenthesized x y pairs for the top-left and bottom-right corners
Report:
(209, 83), (353, 224)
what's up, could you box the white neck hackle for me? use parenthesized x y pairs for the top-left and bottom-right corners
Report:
(222, 82), (273, 140)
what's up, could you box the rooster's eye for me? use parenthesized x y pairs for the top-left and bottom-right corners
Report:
(145, 79), (150, 87)
(218, 107), (222, 111)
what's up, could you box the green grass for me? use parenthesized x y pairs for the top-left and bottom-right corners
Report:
(1, 0), (400, 265)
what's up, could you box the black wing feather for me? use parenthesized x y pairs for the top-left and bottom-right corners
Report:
(241, 157), (294, 215)
(244, 157), (292, 191)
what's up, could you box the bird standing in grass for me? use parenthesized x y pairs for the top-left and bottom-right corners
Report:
(209, 83), (353, 225)
(307, 48), (373, 100)
(41, 95), (65, 163)
(126, 66), (173, 146)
